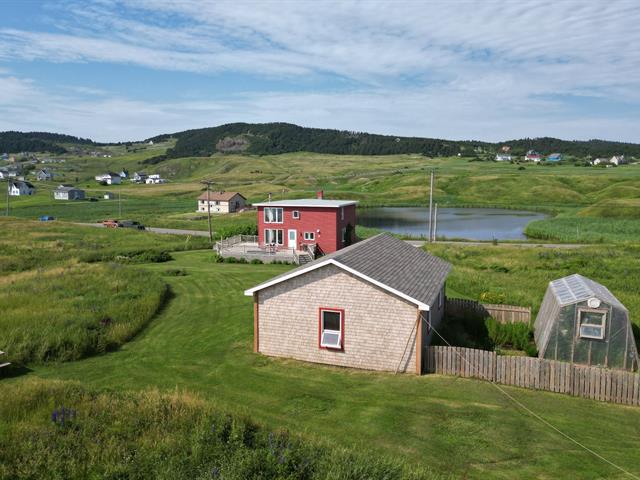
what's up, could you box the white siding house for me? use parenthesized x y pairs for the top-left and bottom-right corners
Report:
(9, 180), (35, 196)
(197, 191), (247, 213)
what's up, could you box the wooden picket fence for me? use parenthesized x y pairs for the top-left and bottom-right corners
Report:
(425, 346), (640, 406)
(445, 298), (531, 324)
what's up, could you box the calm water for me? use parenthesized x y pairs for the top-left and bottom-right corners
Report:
(357, 207), (547, 240)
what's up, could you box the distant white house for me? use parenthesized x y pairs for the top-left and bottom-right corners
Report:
(9, 180), (35, 196)
(104, 192), (115, 200)
(119, 169), (129, 179)
(54, 185), (85, 200)
(610, 155), (627, 166)
(592, 158), (609, 165)
(145, 174), (166, 184)
(36, 169), (54, 181)
(148, 140), (154, 145)
(132, 171), (148, 183)
(525, 150), (542, 162)
(495, 153), (512, 161)
(95, 172), (122, 185)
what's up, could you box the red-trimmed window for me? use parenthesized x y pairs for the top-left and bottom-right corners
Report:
(319, 308), (344, 350)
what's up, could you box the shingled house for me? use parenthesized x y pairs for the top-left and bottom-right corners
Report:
(244, 233), (451, 374)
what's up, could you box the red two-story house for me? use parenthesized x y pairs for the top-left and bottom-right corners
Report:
(254, 192), (357, 255)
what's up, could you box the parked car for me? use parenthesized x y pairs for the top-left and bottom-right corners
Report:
(119, 220), (145, 230)
(39, 215), (55, 221)
(102, 219), (120, 228)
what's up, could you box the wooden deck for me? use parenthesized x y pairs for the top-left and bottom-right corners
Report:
(215, 235), (313, 264)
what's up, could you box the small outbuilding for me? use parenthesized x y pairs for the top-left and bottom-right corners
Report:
(197, 191), (246, 214)
(534, 274), (638, 372)
(244, 233), (451, 374)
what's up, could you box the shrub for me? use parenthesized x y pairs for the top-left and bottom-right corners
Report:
(164, 268), (188, 276)
(250, 258), (263, 265)
(479, 291), (506, 304)
(485, 318), (535, 353)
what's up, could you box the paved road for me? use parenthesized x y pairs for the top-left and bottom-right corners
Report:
(76, 223), (211, 237)
(77, 223), (590, 248)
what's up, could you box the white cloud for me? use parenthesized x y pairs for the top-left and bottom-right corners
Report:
(0, 0), (638, 141)
(0, 72), (636, 142)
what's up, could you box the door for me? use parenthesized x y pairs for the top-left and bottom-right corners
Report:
(287, 229), (297, 249)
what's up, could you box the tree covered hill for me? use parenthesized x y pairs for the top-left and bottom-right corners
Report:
(145, 123), (640, 161)
(3, 124), (640, 159)
(0, 131), (94, 154)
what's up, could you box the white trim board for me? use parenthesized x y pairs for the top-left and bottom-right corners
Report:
(244, 258), (431, 311)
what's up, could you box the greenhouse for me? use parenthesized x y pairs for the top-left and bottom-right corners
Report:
(534, 274), (638, 372)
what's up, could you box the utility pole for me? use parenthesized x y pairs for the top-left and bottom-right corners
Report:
(428, 170), (434, 242)
(201, 179), (215, 244)
(118, 181), (122, 218)
(5, 180), (9, 217)
(432, 203), (438, 242)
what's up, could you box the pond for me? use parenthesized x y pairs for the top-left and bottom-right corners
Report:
(357, 207), (548, 240)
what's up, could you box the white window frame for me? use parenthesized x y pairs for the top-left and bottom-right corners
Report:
(303, 232), (315, 241)
(264, 229), (284, 245)
(320, 308), (343, 350)
(577, 308), (607, 340)
(341, 227), (347, 244)
(341, 207), (344, 221)
(292, 210), (300, 219)
(263, 207), (283, 224)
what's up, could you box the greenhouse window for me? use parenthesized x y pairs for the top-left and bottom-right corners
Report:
(578, 308), (606, 340)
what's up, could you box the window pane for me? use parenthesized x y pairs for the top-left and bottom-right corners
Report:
(276, 208), (283, 222)
(580, 325), (603, 338)
(322, 331), (341, 348)
(323, 311), (341, 331)
(277, 230), (283, 244)
(581, 311), (605, 326)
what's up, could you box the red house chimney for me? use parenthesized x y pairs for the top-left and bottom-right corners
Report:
(316, 190), (324, 199)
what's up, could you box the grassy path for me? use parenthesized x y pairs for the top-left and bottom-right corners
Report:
(25, 251), (640, 479)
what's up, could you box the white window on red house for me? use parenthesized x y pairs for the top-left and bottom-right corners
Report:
(341, 227), (347, 244)
(264, 207), (283, 223)
(320, 309), (343, 349)
(292, 210), (300, 219)
(341, 207), (344, 221)
(264, 229), (284, 245)
(303, 232), (315, 241)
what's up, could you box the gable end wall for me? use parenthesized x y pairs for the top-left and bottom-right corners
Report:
(258, 263), (421, 373)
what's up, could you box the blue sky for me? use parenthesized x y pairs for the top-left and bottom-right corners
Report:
(0, 0), (638, 142)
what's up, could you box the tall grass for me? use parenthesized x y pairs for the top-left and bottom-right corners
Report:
(525, 217), (640, 243)
(0, 263), (167, 365)
(0, 217), (210, 273)
(0, 379), (441, 480)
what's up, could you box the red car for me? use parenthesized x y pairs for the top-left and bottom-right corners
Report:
(102, 219), (120, 228)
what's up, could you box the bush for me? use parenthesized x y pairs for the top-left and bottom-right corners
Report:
(164, 268), (188, 276)
(479, 291), (506, 304)
(485, 318), (535, 353)
(250, 259), (263, 264)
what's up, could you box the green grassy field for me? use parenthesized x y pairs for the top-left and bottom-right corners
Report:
(4, 144), (640, 242)
(1, 249), (635, 479)
(0, 263), (167, 365)
(0, 217), (211, 273)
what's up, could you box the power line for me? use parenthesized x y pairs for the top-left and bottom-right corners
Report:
(427, 323), (639, 479)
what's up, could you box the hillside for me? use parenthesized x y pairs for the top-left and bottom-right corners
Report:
(3, 124), (640, 159)
(144, 123), (640, 161)
(0, 131), (94, 154)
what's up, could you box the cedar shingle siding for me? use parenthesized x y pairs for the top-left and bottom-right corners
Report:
(258, 264), (421, 373)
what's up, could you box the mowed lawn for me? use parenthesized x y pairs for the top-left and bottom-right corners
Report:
(24, 250), (640, 479)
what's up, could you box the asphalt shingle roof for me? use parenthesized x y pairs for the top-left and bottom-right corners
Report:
(247, 233), (451, 308)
